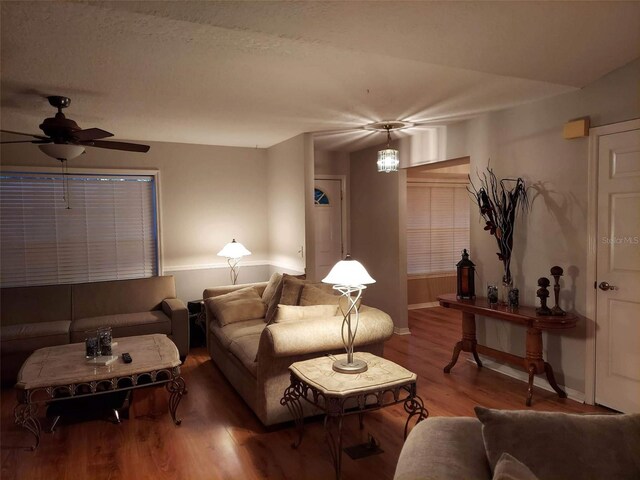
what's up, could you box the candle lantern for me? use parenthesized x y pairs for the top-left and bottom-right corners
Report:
(456, 249), (476, 299)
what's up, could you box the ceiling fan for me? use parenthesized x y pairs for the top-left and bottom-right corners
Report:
(0, 95), (150, 155)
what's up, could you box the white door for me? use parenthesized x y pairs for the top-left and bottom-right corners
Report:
(595, 127), (640, 413)
(314, 179), (343, 280)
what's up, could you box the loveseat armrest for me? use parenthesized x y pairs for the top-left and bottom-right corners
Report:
(162, 298), (189, 358)
(394, 417), (491, 480)
(259, 306), (393, 358)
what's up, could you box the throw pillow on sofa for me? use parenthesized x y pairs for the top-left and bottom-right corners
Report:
(475, 406), (640, 480)
(492, 453), (539, 480)
(265, 273), (306, 325)
(274, 304), (338, 323)
(206, 286), (267, 327)
(261, 272), (282, 305)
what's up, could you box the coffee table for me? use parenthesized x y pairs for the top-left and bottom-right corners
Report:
(281, 352), (428, 480)
(14, 333), (186, 450)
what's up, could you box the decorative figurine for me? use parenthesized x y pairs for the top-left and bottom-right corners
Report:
(536, 277), (552, 316)
(550, 266), (566, 316)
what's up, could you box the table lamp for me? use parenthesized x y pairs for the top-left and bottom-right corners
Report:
(322, 255), (376, 374)
(217, 239), (251, 285)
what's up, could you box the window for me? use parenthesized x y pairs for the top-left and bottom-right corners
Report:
(314, 188), (330, 205)
(407, 183), (469, 275)
(0, 171), (159, 287)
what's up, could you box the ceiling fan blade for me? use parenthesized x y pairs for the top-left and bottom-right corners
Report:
(81, 139), (150, 153)
(0, 139), (49, 144)
(1, 129), (49, 140)
(73, 128), (114, 141)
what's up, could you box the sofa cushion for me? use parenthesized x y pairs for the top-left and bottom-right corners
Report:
(1, 284), (72, 326)
(261, 272), (283, 305)
(72, 276), (176, 319)
(475, 406), (640, 480)
(492, 453), (539, 480)
(1, 321), (71, 354)
(205, 287), (266, 327)
(275, 304), (338, 323)
(228, 334), (260, 378)
(70, 311), (171, 343)
(299, 284), (340, 306)
(210, 319), (265, 349)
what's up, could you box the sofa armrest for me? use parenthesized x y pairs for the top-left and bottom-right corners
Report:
(259, 306), (393, 358)
(162, 298), (189, 357)
(394, 417), (491, 480)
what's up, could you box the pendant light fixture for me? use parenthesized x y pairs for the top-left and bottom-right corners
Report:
(377, 124), (400, 173)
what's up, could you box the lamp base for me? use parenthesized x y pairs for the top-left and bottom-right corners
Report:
(332, 358), (368, 374)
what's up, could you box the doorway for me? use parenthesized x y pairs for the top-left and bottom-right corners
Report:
(314, 177), (346, 280)
(587, 119), (640, 413)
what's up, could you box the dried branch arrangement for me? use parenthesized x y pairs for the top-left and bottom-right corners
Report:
(468, 168), (529, 285)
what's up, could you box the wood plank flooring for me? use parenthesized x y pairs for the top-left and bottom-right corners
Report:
(1, 308), (607, 480)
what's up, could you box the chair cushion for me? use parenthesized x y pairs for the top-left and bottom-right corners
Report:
(205, 287), (266, 327)
(70, 311), (171, 343)
(1, 321), (71, 353)
(475, 406), (640, 480)
(492, 453), (539, 480)
(274, 304), (338, 323)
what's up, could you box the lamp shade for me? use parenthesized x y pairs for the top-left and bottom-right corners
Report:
(377, 148), (399, 173)
(322, 256), (375, 287)
(217, 239), (251, 259)
(39, 144), (85, 161)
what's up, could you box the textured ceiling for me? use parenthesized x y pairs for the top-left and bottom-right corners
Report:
(1, 1), (639, 151)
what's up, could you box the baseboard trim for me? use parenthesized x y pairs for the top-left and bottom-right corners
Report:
(394, 327), (412, 336)
(468, 356), (585, 403)
(408, 302), (440, 310)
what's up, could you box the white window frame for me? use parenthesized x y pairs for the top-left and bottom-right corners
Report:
(0, 166), (164, 285)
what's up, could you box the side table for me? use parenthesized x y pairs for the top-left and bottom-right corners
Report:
(187, 300), (206, 348)
(280, 352), (428, 480)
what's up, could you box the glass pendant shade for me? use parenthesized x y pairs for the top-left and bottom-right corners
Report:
(377, 148), (399, 173)
(39, 144), (85, 161)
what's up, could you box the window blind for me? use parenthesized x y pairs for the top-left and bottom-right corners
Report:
(407, 183), (470, 275)
(0, 172), (158, 287)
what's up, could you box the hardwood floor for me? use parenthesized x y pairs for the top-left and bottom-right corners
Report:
(1, 308), (607, 479)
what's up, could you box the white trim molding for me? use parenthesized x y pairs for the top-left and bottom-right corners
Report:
(584, 118), (640, 406)
(408, 302), (440, 310)
(394, 327), (412, 336)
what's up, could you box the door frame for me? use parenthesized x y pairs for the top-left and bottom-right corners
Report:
(314, 175), (348, 260)
(584, 118), (640, 405)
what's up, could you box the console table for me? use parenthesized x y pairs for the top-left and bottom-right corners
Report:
(437, 294), (578, 406)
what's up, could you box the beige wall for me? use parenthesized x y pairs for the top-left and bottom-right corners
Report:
(0, 140), (270, 300)
(465, 58), (640, 395)
(350, 143), (409, 331)
(266, 134), (308, 274)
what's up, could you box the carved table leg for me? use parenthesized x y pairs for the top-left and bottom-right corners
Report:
(14, 402), (41, 450)
(445, 312), (481, 372)
(166, 376), (186, 425)
(443, 341), (463, 373)
(281, 379), (305, 448)
(403, 389), (429, 439)
(544, 362), (567, 399)
(526, 364), (536, 407)
(324, 414), (344, 480)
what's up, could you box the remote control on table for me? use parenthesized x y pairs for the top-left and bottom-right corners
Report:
(122, 352), (132, 364)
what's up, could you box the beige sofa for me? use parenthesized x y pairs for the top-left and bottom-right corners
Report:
(203, 278), (394, 426)
(1, 276), (188, 382)
(394, 407), (640, 480)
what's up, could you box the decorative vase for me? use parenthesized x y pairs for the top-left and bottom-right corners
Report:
(500, 276), (512, 305)
(487, 284), (499, 306)
(508, 286), (519, 309)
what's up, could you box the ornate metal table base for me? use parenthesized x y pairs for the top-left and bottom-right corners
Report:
(281, 374), (428, 480)
(15, 367), (186, 450)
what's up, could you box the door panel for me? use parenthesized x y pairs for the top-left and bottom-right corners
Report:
(595, 128), (640, 413)
(314, 179), (343, 280)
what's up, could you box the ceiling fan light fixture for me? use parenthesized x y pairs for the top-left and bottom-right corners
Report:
(38, 143), (85, 161)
